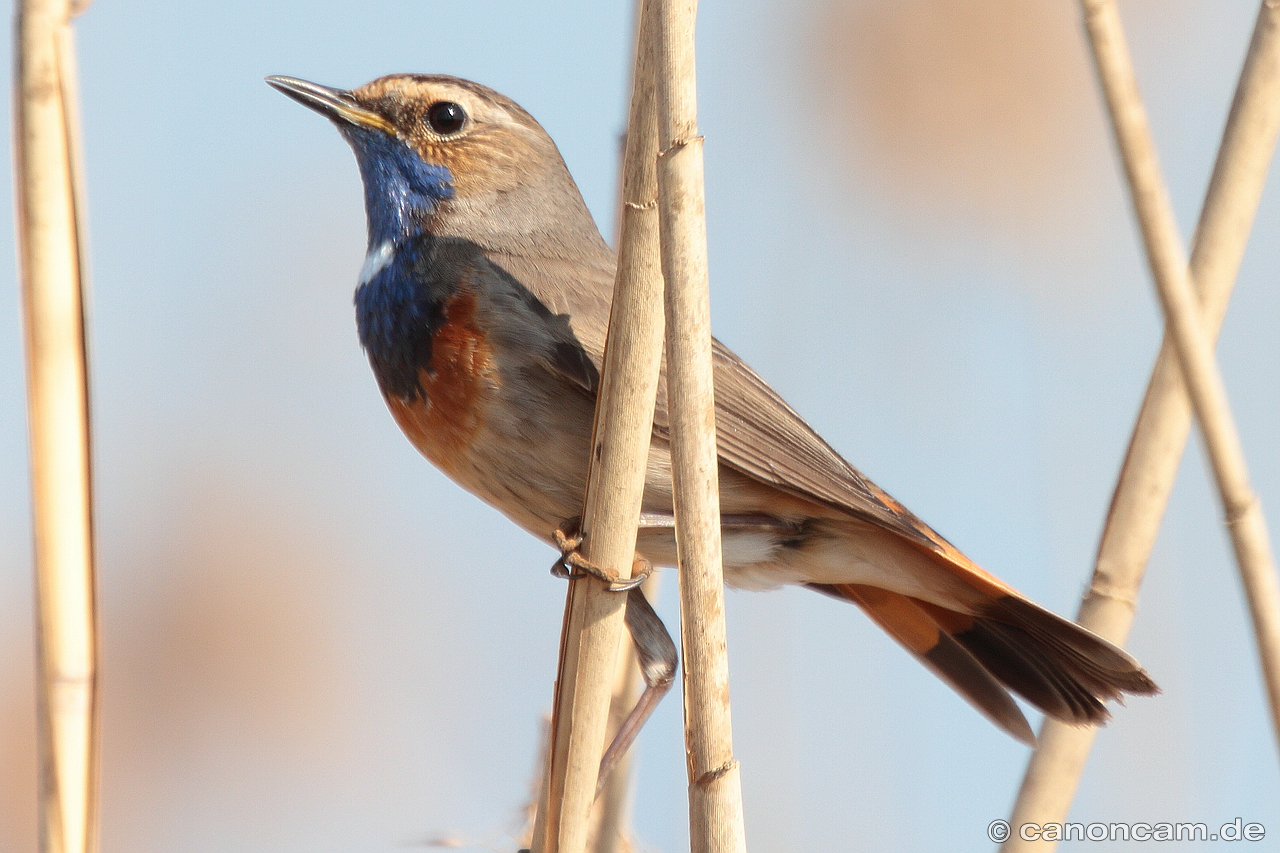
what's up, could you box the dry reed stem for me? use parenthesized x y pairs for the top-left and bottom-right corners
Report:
(652, 0), (748, 850)
(1084, 0), (1280, 741)
(1004, 2), (1280, 847)
(15, 1), (97, 852)
(529, 3), (665, 850)
(590, 8), (664, 848)
(1086, 0), (1280, 733)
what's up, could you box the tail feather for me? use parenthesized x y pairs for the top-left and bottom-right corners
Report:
(946, 596), (1158, 723)
(939, 605), (1113, 723)
(987, 596), (1157, 696)
(812, 583), (1035, 743)
(812, 582), (1158, 739)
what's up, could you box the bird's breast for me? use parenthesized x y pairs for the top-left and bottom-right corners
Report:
(381, 283), (499, 477)
(356, 239), (600, 537)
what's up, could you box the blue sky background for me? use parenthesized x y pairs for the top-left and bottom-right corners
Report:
(2, 1), (1277, 850)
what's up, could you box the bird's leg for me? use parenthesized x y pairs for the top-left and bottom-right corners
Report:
(548, 517), (676, 796)
(551, 511), (799, 796)
(596, 582), (677, 797)
(513, 593), (671, 853)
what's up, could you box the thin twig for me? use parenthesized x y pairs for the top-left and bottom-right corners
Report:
(15, 1), (97, 852)
(529, 2), (665, 850)
(1004, 2), (1280, 847)
(652, 1), (748, 850)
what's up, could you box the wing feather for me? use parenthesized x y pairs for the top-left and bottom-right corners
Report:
(493, 246), (956, 552)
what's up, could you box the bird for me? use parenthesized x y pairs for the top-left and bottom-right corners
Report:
(266, 72), (1157, 755)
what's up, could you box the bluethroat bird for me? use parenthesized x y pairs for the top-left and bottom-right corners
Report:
(267, 73), (1157, 773)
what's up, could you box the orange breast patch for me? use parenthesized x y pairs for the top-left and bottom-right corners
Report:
(384, 286), (497, 474)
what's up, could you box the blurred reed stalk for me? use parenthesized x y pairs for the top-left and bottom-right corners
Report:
(653, 0), (748, 849)
(529, 0), (665, 850)
(1004, 2), (1280, 848)
(14, 1), (98, 852)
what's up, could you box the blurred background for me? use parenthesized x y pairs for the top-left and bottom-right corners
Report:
(2, 0), (1277, 850)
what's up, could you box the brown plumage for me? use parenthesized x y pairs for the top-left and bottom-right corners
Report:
(268, 72), (1158, 745)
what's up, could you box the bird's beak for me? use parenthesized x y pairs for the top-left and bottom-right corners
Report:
(266, 75), (394, 134)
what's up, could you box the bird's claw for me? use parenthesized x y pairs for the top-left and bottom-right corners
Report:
(551, 520), (652, 592)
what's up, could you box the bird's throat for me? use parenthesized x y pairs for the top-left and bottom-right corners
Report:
(344, 127), (455, 249)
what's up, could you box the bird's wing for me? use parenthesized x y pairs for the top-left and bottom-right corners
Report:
(494, 248), (952, 551)
(656, 338), (944, 548)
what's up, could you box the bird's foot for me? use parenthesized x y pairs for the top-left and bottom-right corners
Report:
(551, 518), (652, 592)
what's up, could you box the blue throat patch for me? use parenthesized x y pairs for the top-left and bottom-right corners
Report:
(343, 127), (457, 400)
(344, 126), (455, 248)
(355, 234), (447, 401)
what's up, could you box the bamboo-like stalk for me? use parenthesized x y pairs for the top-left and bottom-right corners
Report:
(1004, 2), (1280, 848)
(1084, 0), (1280, 737)
(529, 3), (665, 851)
(652, 1), (748, 850)
(14, 2), (97, 853)
(1084, 10), (1280, 697)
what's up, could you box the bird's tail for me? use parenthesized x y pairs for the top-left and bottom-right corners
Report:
(809, 581), (1159, 744)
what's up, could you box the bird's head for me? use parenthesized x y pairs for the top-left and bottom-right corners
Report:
(268, 74), (602, 256)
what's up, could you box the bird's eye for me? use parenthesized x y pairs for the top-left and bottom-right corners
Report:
(425, 101), (467, 136)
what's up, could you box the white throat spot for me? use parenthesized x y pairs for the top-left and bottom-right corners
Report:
(359, 241), (396, 285)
